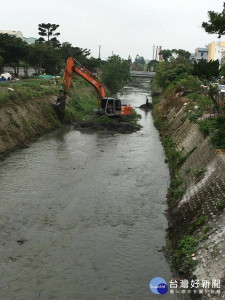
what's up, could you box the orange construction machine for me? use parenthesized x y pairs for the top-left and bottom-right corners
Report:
(53, 57), (132, 117)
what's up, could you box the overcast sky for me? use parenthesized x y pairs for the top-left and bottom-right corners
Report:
(1, 0), (224, 60)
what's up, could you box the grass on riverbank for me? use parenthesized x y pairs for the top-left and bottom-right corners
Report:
(0, 79), (60, 108)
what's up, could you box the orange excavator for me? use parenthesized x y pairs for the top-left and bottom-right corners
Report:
(53, 57), (132, 117)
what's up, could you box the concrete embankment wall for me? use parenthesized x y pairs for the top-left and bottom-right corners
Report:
(155, 96), (225, 299)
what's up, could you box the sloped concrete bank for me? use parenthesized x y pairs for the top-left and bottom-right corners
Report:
(153, 95), (225, 299)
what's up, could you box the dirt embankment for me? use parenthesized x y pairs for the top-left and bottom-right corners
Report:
(0, 95), (61, 159)
(153, 94), (225, 299)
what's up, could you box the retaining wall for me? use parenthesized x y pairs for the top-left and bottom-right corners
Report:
(163, 101), (225, 299)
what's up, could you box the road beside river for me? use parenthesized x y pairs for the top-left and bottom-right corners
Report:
(0, 83), (184, 299)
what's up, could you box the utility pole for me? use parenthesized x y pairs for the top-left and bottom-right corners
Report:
(98, 45), (101, 59)
(153, 44), (155, 60)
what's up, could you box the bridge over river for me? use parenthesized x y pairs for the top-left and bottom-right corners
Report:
(130, 70), (155, 78)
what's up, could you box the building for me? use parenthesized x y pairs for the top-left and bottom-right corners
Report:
(0, 30), (36, 44)
(0, 30), (23, 39)
(23, 37), (37, 44)
(207, 41), (225, 65)
(194, 48), (208, 62)
(190, 53), (195, 63)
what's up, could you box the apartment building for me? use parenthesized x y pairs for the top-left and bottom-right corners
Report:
(207, 41), (225, 65)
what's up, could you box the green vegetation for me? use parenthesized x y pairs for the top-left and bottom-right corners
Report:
(171, 177), (184, 188)
(188, 215), (208, 233)
(187, 93), (213, 110)
(162, 137), (196, 172)
(102, 55), (130, 94)
(41, 103), (61, 127)
(201, 234), (208, 241)
(203, 225), (210, 233)
(163, 136), (183, 170)
(133, 54), (146, 71)
(193, 166), (207, 178)
(188, 111), (202, 123)
(150, 3), (225, 281)
(0, 23), (94, 76)
(159, 49), (191, 62)
(94, 115), (112, 123)
(0, 79), (59, 108)
(173, 235), (197, 274)
(192, 59), (219, 80)
(176, 75), (202, 91)
(64, 85), (97, 123)
(147, 60), (159, 72)
(152, 60), (195, 91)
(0, 33), (29, 76)
(199, 115), (225, 148)
(38, 23), (60, 47)
(168, 188), (184, 205)
(202, 3), (225, 38)
(215, 199), (225, 211)
(185, 167), (192, 175)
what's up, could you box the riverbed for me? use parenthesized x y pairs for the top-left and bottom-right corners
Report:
(0, 82), (185, 299)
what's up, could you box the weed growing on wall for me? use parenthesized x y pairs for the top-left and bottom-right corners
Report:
(173, 235), (197, 274)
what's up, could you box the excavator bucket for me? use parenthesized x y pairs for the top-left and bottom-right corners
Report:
(52, 96), (66, 115)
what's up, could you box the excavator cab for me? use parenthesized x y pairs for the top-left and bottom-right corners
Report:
(100, 98), (122, 116)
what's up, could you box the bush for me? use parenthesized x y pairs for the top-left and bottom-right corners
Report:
(199, 115), (225, 148)
(94, 115), (112, 123)
(215, 199), (225, 211)
(211, 115), (225, 148)
(187, 93), (213, 110)
(193, 166), (207, 178)
(176, 75), (201, 92)
(173, 235), (197, 273)
(199, 118), (217, 137)
(188, 111), (202, 122)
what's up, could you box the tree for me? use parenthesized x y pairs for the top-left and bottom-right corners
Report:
(172, 49), (191, 60)
(0, 55), (3, 73)
(160, 49), (191, 62)
(219, 63), (225, 76)
(82, 57), (102, 73)
(59, 42), (90, 64)
(153, 60), (192, 90)
(134, 54), (145, 65)
(27, 43), (46, 75)
(147, 60), (159, 71)
(38, 23), (61, 48)
(159, 50), (172, 62)
(202, 3), (225, 38)
(192, 59), (219, 80)
(0, 33), (29, 77)
(128, 55), (132, 63)
(102, 55), (130, 94)
(176, 75), (201, 92)
(28, 43), (63, 75)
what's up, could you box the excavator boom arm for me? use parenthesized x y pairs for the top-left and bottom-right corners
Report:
(62, 57), (106, 108)
(54, 57), (132, 117)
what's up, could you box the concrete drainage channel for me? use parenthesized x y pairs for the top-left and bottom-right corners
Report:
(0, 83), (188, 300)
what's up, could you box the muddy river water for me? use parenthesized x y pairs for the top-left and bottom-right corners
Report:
(0, 82), (186, 299)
